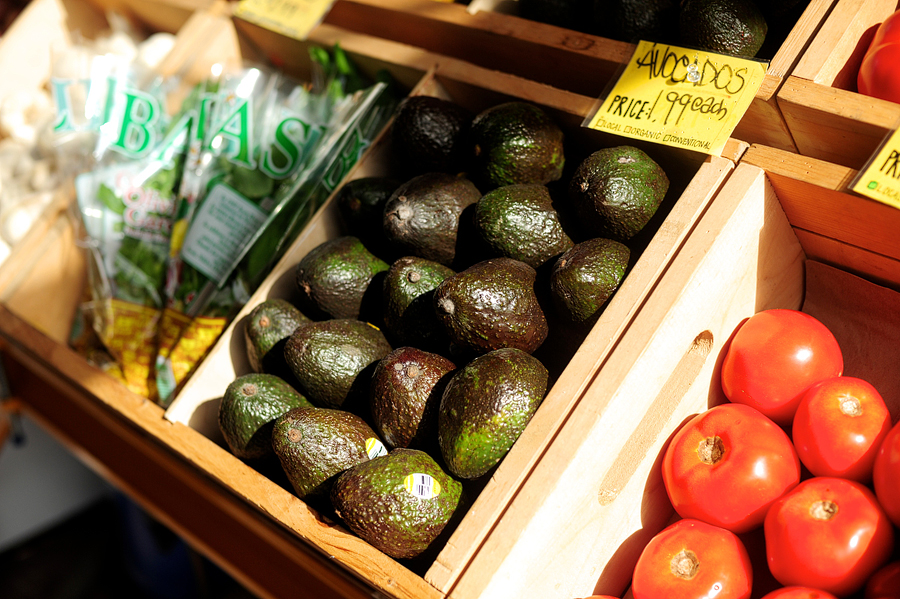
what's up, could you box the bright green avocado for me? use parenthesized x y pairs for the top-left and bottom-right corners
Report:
(218, 373), (313, 461)
(438, 348), (548, 479)
(568, 145), (669, 242)
(272, 406), (385, 498)
(330, 448), (464, 559)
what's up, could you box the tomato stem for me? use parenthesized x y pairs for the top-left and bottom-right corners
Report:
(698, 436), (725, 464)
(670, 550), (699, 579)
(839, 396), (862, 417)
(809, 499), (838, 521)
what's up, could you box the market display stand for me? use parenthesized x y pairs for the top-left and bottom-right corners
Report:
(2, 1), (899, 599)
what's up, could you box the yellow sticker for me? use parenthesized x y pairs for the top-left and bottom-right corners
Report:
(851, 128), (900, 209)
(365, 437), (388, 459)
(586, 41), (768, 156)
(234, 0), (336, 41)
(404, 473), (441, 500)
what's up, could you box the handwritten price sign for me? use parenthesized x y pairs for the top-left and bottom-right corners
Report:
(586, 41), (768, 156)
(851, 127), (900, 210)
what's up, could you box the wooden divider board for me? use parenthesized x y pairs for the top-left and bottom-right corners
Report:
(777, 0), (900, 168)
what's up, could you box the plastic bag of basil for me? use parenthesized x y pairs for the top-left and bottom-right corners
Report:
(73, 52), (192, 397)
(152, 46), (398, 406)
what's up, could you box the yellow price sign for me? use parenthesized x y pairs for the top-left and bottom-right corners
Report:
(586, 41), (768, 156)
(234, 0), (336, 40)
(851, 128), (900, 209)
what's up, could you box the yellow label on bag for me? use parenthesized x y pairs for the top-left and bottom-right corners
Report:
(586, 41), (768, 156)
(234, 0), (337, 40)
(851, 128), (900, 209)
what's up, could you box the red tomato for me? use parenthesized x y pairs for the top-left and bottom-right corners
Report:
(721, 309), (843, 426)
(632, 519), (752, 599)
(873, 419), (900, 527)
(764, 477), (895, 597)
(759, 587), (839, 599)
(662, 403), (800, 533)
(858, 9), (900, 104)
(865, 560), (900, 599)
(791, 376), (891, 482)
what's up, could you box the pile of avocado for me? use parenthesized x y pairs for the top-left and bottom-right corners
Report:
(216, 93), (671, 564)
(519, 0), (813, 59)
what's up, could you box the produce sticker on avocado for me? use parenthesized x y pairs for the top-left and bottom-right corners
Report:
(850, 125), (900, 210)
(404, 473), (441, 500)
(584, 41), (768, 156)
(234, 0), (337, 40)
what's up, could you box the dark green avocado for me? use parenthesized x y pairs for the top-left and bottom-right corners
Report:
(390, 95), (473, 175)
(474, 183), (574, 269)
(330, 448), (464, 559)
(244, 298), (310, 376)
(438, 348), (548, 479)
(283, 319), (392, 411)
(370, 346), (457, 452)
(218, 373), (313, 461)
(294, 236), (389, 321)
(568, 145), (669, 242)
(679, 0), (768, 58)
(272, 406), (386, 498)
(433, 257), (549, 356)
(469, 101), (565, 189)
(382, 172), (482, 268)
(550, 237), (631, 326)
(382, 255), (456, 352)
(592, 0), (679, 43)
(335, 176), (402, 258)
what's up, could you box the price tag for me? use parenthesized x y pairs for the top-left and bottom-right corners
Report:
(234, 0), (336, 40)
(585, 41), (768, 156)
(850, 128), (900, 209)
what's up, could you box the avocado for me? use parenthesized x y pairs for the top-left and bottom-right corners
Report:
(294, 236), (389, 321)
(433, 257), (549, 356)
(469, 101), (565, 189)
(474, 183), (574, 269)
(390, 95), (473, 176)
(244, 298), (310, 379)
(382, 256), (456, 352)
(272, 406), (386, 499)
(330, 448), (464, 559)
(568, 146), (669, 242)
(550, 237), (631, 326)
(335, 176), (402, 258)
(439, 347), (548, 479)
(591, 0), (678, 43)
(679, 0), (768, 58)
(383, 172), (482, 268)
(370, 347), (457, 452)
(218, 373), (313, 461)
(283, 319), (392, 412)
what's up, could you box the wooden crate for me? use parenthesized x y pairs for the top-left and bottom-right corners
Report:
(162, 8), (750, 599)
(778, 0), (900, 169)
(320, 0), (837, 152)
(447, 143), (900, 599)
